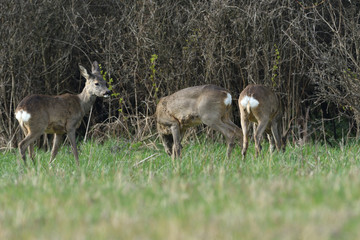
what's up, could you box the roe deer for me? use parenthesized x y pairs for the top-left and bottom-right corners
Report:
(238, 84), (289, 158)
(156, 84), (243, 159)
(15, 61), (111, 165)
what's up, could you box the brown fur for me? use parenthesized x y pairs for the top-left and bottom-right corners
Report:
(15, 61), (111, 165)
(238, 84), (285, 159)
(156, 84), (242, 159)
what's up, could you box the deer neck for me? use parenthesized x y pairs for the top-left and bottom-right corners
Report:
(77, 87), (97, 115)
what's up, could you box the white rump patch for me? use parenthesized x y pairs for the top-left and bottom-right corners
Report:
(224, 93), (232, 105)
(240, 96), (250, 108)
(240, 95), (259, 108)
(248, 97), (259, 108)
(15, 110), (31, 122)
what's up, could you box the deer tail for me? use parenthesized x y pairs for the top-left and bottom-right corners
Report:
(240, 95), (259, 114)
(223, 92), (232, 106)
(15, 109), (31, 129)
(246, 101), (251, 114)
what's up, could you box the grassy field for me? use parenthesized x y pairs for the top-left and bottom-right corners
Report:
(1, 138), (360, 240)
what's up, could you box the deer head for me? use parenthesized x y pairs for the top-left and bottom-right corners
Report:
(79, 61), (111, 98)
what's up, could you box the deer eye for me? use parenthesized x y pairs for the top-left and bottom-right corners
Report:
(95, 82), (100, 86)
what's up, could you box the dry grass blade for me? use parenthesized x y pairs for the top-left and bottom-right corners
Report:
(132, 153), (160, 168)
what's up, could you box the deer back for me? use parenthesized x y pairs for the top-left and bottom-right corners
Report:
(156, 85), (231, 130)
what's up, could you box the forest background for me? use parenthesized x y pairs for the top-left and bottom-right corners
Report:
(1, 0), (360, 149)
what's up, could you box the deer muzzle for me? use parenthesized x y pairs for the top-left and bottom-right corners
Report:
(103, 90), (112, 98)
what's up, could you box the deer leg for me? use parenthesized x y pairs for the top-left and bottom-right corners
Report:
(18, 131), (43, 165)
(240, 112), (250, 159)
(49, 134), (63, 164)
(203, 119), (235, 158)
(28, 143), (35, 164)
(224, 119), (243, 140)
(270, 119), (282, 152)
(43, 133), (50, 152)
(160, 133), (173, 156)
(224, 129), (236, 158)
(267, 133), (275, 153)
(67, 130), (79, 165)
(252, 123), (257, 143)
(200, 111), (237, 158)
(180, 128), (187, 142)
(224, 120), (243, 158)
(170, 124), (182, 159)
(220, 123), (237, 158)
(254, 120), (269, 157)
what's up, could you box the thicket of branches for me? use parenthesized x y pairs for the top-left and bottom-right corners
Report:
(1, 0), (359, 149)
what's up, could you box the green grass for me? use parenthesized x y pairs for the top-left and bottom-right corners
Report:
(1, 139), (360, 240)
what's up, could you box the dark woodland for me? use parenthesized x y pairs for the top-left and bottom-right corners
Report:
(1, 0), (360, 149)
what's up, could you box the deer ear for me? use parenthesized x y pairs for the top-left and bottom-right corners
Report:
(92, 61), (100, 73)
(79, 64), (90, 80)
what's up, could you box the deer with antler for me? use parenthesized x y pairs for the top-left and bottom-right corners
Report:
(15, 61), (111, 165)
(238, 84), (290, 158)
(156, 84), (243, 159)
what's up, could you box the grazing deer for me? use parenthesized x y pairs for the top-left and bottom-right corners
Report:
(238, 84), (289, 158)
(156, 84), (243, 159)
(15, 61), (111, 165)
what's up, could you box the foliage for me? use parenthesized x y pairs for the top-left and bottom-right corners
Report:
(149, 54), (159, 101)
(271, 44), (280, 87)
(99, 64), (122, 113)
